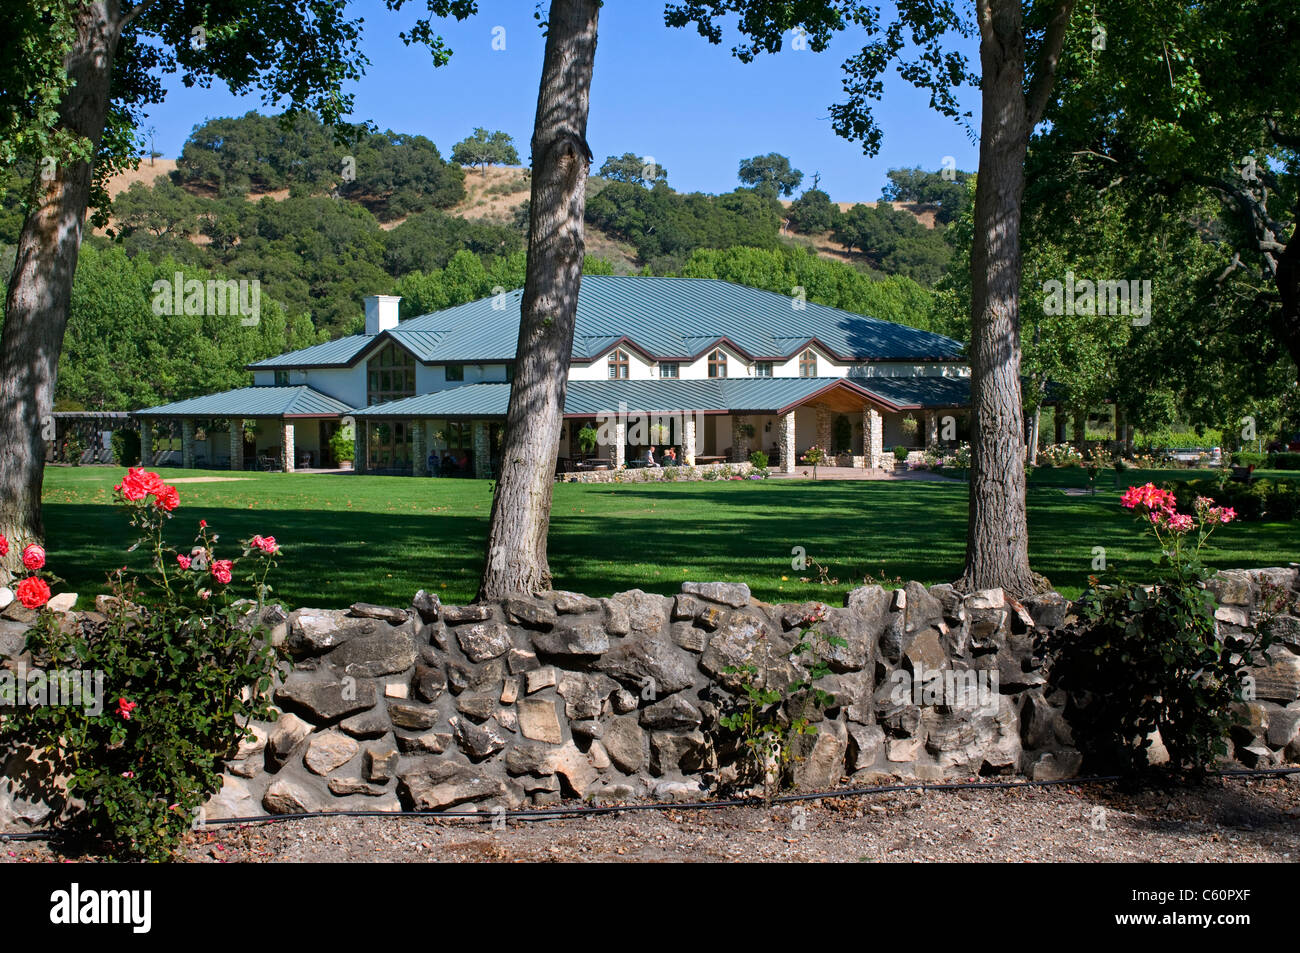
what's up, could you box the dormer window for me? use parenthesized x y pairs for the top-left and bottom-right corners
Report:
(659, 362), (679, 378)
(799, 349), (817, 377)
(608, 348), (630, 379)
(708, 348), (727, 378)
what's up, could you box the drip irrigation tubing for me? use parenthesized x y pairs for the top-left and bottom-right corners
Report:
(2, 765), (1296, 842)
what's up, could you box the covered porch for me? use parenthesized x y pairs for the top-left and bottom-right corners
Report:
(132, 386), (354, 473)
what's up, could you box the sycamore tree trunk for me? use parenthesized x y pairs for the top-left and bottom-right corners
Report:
(477, 0), (599, 599)
(957, 0), (1068, 597)
(0, 0), (122, 581)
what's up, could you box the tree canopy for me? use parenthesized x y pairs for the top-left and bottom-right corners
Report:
(451, 127), (521, 173)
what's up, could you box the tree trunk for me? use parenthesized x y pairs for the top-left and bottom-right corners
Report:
(0, 0), (122, 580)
(1275, 195), (1300, 383)
(957, 0), (1043, 597)
(477, 0), (599, 599)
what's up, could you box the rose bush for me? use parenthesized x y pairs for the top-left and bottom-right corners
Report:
(0, 469), (286, 860)
(1047, 483), (1270, 774)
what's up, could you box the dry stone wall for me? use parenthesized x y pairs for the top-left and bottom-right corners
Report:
(197, 567), (1300, 821)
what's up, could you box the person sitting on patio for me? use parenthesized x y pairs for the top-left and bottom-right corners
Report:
(427, 450), (440, 476)
(663, 447), (678, 466)
(646, 446), (659, 467)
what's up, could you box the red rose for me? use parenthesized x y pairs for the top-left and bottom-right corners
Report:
(21, 544), (45, 571)
(176, 554), (192, 570)
(250, 535), (279, 555)
(152, 485), (180, 511)
(211, 559), (233, 585)
(199, 519), (207, 529)
(116, 697), (138, 720)
(15, 577), (50, 609)
(0, 534), (8, 557)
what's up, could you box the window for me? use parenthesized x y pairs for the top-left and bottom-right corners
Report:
(799, 349), (817, 377)
(504, 363), (514, 382)
(707, 348), (727, 378)
(608, 349), (630, 379)
(366, 342), (416, 406)
(754, 362), (773, 378)
(273, 370), (290, 386)
(445, 365), (464, 382)
(659, 363), (679, 379)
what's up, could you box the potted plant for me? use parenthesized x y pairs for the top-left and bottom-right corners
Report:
(329, 423), (355, 469)
(577, 425), (599, 456)
(892, 444), (910, 470)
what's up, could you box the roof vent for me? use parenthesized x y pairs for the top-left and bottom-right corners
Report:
(364, 295), (401, 335)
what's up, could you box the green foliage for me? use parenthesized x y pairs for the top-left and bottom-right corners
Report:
(598, 153), (667, 187)
(329, 424), (355, 463)
(880, 166), (974, 225)
(785, 188), (840, 234)
(577, 426), (599, 453)
(0, 470), (284, 859)
(737, 152), (803, 198)
(1269, 452), (1300, 470)
(1171, 477), (1300, 522)
(748, 450), (769, 470)
(450, 127), (520, 173)
(832, 415), (852, 454)
(1050, 485), (1263, 773)
(831, 201), (951, 286)
(717, 607), (846, 798)
(1230, 451), (1267, 467)
(892, 445), (909, 462)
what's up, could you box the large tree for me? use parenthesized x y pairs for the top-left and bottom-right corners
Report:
(0, 0), (474, 575)
(667, 0), (1075, 596)
(478, 0), (601, 598)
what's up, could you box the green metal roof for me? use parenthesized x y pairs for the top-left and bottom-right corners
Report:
(252, 276), (966, 370)
(133, 386), (355, 419)
(351, 375), (975, 419)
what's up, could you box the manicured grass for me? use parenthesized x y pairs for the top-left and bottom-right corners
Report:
(39, 465), (1299, 610)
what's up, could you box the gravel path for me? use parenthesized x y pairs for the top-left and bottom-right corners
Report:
(6, 774), (1296, 863)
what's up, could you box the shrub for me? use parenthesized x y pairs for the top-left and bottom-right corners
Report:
(749, 450), (769, 470)
(891, 444), (909, 462)
(111, 429), (141, 466)
(1170, 477), (1300, 522)
(1231, 451), (1267, 467)
(329, 424), (355, 463)
(1269, 451), (1300, 470)
(1039, 443), (1083, 467)
(0, 468), (284, 859)
(801, 444), (827, 480)
(1049, 484), (1266, 773)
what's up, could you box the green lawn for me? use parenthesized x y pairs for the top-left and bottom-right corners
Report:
(38, 465), (1299, 610)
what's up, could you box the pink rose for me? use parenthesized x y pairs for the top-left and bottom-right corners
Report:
(176, 554), (192, 570)
(210, 560), (233, 585)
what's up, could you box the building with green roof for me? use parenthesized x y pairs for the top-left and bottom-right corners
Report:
(133, 277), (976, 475)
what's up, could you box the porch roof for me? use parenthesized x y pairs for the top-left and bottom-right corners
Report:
(132, 386), (355, 420)
(351, 375), (976, 420)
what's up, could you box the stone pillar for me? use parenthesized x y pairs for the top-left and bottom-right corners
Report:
(611, 418), (626, 468)
(473, 420), (490, 478)
(141, 420), (154, 467)
(181, 419), (195, 469)
(865, 407), (883, 469)
(815, 404), (832, 452)
(280, 422), (295, 473)
(731, 414), (752, 462)
(411, 421), (427, 476)
(778, 411), (796, 472)
(353, 420), (367, 474)
(683, 415), (696, 467)
(229, 419), (243, 471)
(926, 410), (939, 448)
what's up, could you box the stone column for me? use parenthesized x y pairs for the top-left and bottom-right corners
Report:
(280, 422), (295, 473)
(683, 415), (697, 467)
(181, 419), (195, 469)
(141, 420), (154, 467)
(473, 420), (490, 478)
(411, 421), (427, 476)
(611, 418), (626, 468)
(229, 419), (243, 471)
(353, 420), (367, 474)
(815, 404), (832, 452)
(778, 411), (796, 472)
(731, 414), (752, 462)
(926, 410), (939, 448)
(865, 407), (883, 469)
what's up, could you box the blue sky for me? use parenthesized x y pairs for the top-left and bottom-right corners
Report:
(142, 1), (981, 202)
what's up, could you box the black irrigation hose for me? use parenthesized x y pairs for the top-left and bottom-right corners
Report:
(4, 765), (1296, 843)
